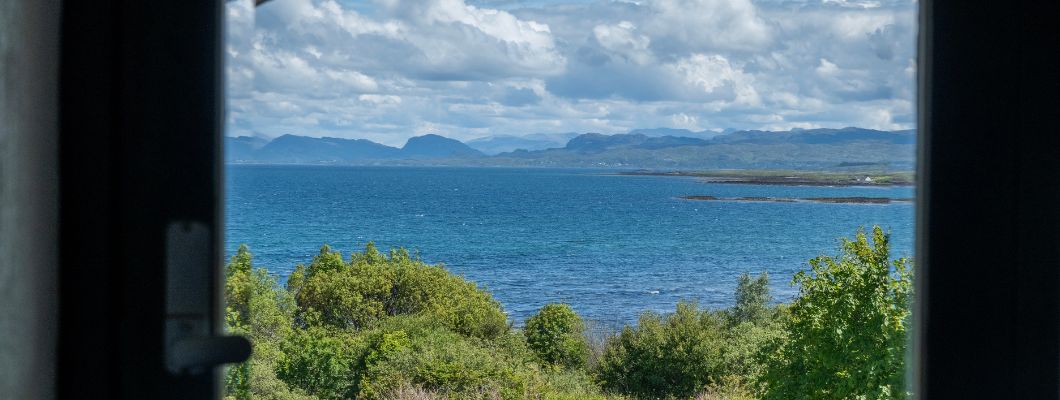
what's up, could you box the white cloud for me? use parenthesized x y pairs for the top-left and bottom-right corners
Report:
(645, 0), (772, 53)
(250, 47), (378, 94)
(832, 13), (895, 40)
(670, 112), (701, 130)
(822, 0), (884, 9)
(670, 54), (760, 105)
(225, 0), (918, 141)
(816, 58), (839, 76)
(593, 21), (654, 64)
(358, 94), (403, 105)
(377, 0), (566, 79)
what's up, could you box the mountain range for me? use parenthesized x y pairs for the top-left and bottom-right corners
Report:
(226, 133), (482, 163)
(226, 127), (916, 170)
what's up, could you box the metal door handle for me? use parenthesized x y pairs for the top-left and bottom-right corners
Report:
(165, 221), (251, 374)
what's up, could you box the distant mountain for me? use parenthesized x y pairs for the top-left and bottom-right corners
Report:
(480, 127), (915, 170)
(711, 127), (915, 145)
(564, 133), (711, 152)
(224, 127), (915, 170)
(224, 136), (269, 162)
(255, 134), (401, 163)
(401, 134), (484, 158)
(467, 133), (577, 155)
(637, 135), (712, 149)
(565, 133), (649, 153)
(226, 133), (483, 163)
(627, 128), (723, 139)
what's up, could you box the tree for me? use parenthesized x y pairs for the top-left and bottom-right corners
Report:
(720, 273), (784, 386)
(595, 301), (727, 398)
(524, 303), (590, 369)
(290, 243), (509, 339)
(275, 325), (363, 400)
(762, 226), (913, 400)
(728, 272), (773, 326)
(223, 245), (307, 400)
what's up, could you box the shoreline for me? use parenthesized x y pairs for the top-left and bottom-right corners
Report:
(681, 195), (914, 204)
(619, 169), (915, 187)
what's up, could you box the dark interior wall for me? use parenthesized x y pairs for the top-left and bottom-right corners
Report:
(0, 0), (61, 398)
(58, 1), (225, 398)
(917, 1), (1060, 398)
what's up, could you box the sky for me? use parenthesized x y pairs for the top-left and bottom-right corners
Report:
(224, 0), (917, 146)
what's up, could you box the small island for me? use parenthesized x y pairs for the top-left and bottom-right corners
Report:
(681, 195), (914, 204)
(622, 169), (915, 186)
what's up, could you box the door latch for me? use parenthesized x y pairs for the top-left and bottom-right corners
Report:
(165, 221), (250, 374)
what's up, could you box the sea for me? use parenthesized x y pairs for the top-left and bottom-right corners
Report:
(224, 165), (915, 327)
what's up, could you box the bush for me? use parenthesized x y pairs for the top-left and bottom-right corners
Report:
(595, 302), (727, 399)
(694, 375), (756, 400)
(539, 368), (618, 400)
(727, 272), (773, 327)
(353, 315), (544, 400)
(225, 233), (910, 400)
(227, 244), (644, 400)
(275, 325), (365, 400)
(761, 226), (912, 400)
(290, 244), (509, 339)
(719, 273), (785, 385)
(524, 304), (590, 369)
(223, 245), (305, 400)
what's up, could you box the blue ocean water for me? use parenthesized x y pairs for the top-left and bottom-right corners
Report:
(224, 165), (914, 327)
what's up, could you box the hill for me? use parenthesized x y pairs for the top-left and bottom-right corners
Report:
(401, 134), (484, 158)
(224, 136), (269, 162)
(224, 127), (916, 170)
(466, 132), (576, 155)
(252, 134), (401, 163)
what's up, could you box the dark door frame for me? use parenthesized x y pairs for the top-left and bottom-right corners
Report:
(58, 1), (227, 398)
(52, 0), (1059, 398)
(915, 1), (1059, 398)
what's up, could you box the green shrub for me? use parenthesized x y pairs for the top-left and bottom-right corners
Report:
(727, 272), (773, 327)
(223, 245), (305, 400)
(694, 375), (756, 400)
(353, 315), (544, 400)
(524, 304), (590, 369)
(719, 273), (785, 386)
(761, 226), (912, 400)
(539, 368), (617, 400)
(290, 244), (509, 339)
(595, 302), (727, 399)
(225, 233), (911, 400)
(275, 325), (366, 400)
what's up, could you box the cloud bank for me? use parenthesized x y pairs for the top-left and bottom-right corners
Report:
(225, 0), (917, 145)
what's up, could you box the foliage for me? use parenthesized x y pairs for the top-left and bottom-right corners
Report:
(353, 315), (544, 400)
(718, 273), (785, 384)
(524, 304), (590, 369)
(226, 244), (618, 400)
(538, 369), (617, 400)
(761, 226), (912, 400)
(291, 243), (509, 339)
(223, 245), (306, 400)
(595, 301), (727, 399)
(275, 325), (364, 399)
(728, 273), (773, 326)
(224, 229), (911, 400)
(694, 375), (757, 400)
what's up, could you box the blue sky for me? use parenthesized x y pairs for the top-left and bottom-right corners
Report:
(225, 0), (917, 146)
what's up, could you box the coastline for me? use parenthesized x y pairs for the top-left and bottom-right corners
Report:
(680, 195), (914, 204)
(619, 169), (915, 187)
